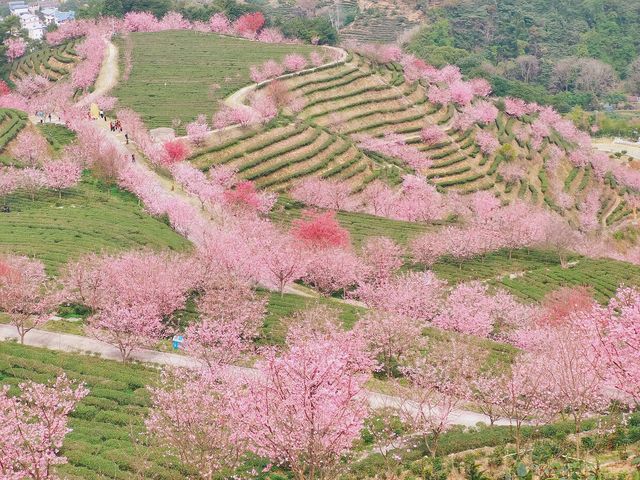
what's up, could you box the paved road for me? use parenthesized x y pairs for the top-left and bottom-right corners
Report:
(0, 325), (512, 427)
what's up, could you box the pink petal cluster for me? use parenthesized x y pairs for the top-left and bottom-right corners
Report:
(357, 133), (432, 170)
(4, 37), (26, 61)
(0, 375), (88, 478)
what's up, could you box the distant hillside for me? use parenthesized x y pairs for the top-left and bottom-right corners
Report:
(407, 0), (640, 109)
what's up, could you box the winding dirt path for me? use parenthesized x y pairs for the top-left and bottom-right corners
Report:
(77, 39), (119, 107)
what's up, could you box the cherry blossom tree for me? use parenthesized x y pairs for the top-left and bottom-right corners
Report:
(124, 11), (160, 32)
(232, 12), (265, 39)
(0, 255), (54, 343)
(147, 369), (243, 480)
(249, 59), (285, 83)
(62, 250), (195, 361)
(357, 133), (431, 170)
(184, 281), (266, 368)
(496, 354), (555, 456)
(356, 310), (425, 377)
(223, 180), (276, 214)
(576, 287), (640, 402)
(213, 104), (262, 128)
(163, 139), (190, 165)
(209, 13), (230, 34)
(503, 97), (528, 118)
(254, 228), (309, 295)
(498, 163), (526, 185)
(361, 236), (404, 284)
(400, 341), (479, 456)
(355, 271), (446, 322)
(4, 37), (27, 61)
(43, 159), (82, 197)
(283, 53), (308, 72)
(0, 168), (19, 206)
(475, 130), (500, 155)
(303, 247), (364, 296)
(291, 209), (350, 248)
(290, 177), (354, 210)
(186, 115), (209, 147)
(257, 28), (285, 44)
(234, 322), (374, 479)
(539, 286), (595, 327)
(534, 326), (609, 457)
(420, 125), (446, 145)
(0, 374), (88, 480)
(10, 130), (49, 167)
(470, 374), (504, 426)
(434, 282), (501, 337)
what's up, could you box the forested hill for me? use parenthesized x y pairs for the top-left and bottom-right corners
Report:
(408, 0), (640, 109)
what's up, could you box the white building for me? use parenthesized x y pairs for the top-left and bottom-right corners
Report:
(20, 13), (46, 40)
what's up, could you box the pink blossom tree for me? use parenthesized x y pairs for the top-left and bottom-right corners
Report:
(209, 13), (230, 34)
(185, 115), (209, 147)
(282, 53), (308, 72)
(10, 130), (49, 167)
(355, 271), (446, 322)
(0, 374), (88, 480)
(232, 12), (265, 39)
(43, 159), (82, 197)
(400, 341), (479, 456)
(434, 281), (502, 337)
(357, 133), (431, 170)
(290, 177), (354, 210)
(0, 168), (19, 206)
(0, 255), (54, 343)
(62, 250), (196, 361)
(504, 97), (528, 118)
(496, 354), (555, 455)
(254, 228), (309, 295)
(146, 369), (243, 480)
(257, 28), (285, 43)
(497, 162), (526, 185)
(420, 124), (446, 145)
(356, 310), (425, 377)
(475, 130), (500, 155)
(361, 236), (404, 284)
(303, 247), (364, 296)
(184, 282), (266, 367)
(4, 37), (27, 61)
(535, 326), (609, 457)
(291, 209), (350, 248)
(234, 322), (375, 479)
(576, 287), (640, 402)
(162, 139), (190, 166)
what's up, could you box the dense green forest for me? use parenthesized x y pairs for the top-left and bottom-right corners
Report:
(408, 0), (640, 110)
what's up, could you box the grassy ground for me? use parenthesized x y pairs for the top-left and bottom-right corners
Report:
(37, 124), (77, 152)
(0, 176), (191, 274)
(429, 248), (640, 303)
(113, 31), (319, 132)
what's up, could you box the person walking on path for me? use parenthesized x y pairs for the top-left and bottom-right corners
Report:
(125, 133), (129, 144)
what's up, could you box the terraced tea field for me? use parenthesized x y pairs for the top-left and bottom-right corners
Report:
(0, 177), (191, 274)
(0, 342), (194, 480)
(113, 30), (320, 132)
(11, 40), (80, 82)
(0, 109), (28, 163)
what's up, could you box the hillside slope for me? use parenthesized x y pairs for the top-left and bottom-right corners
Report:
(188, 52), (633, 229)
